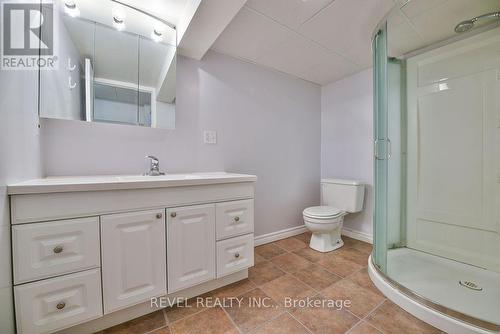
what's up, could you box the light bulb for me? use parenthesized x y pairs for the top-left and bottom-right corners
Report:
(112, 7), (126, 31)
(151, 29), (162, 42)
(64, 1), (80, 17)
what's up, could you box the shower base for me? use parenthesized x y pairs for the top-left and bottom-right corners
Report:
(368, 249), (500, 334)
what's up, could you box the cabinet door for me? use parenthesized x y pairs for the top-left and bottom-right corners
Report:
(167, 204), (215, 293)
(101, 209), (166, 314)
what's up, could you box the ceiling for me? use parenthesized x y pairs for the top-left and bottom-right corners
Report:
(212, 0), (395, 85)
(211, 0), (500, 85)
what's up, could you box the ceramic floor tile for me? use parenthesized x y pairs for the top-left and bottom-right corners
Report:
(348, 321), (382, 334)
(97, 310), (166, 334)
(223, 288), (283, 333)
(351, 242), (373, 256)
(170, 307), (238, 334)
(209, 278), (257, 299)
(333, 247), (370, 267)
(290, 296), (359, 334)
(366, 301), (441, 334)
(260, 274), (316, 306)
(293, 263), (342, 291)
(273, 237), (307, 252)
(249, 261), (286, 286)
(348, 268), (383, 297)
(343, 237), (373, 255)
(321, 279), (385, 318)
(317, 254), (364, 278)
(342, 237), (360, 248)
(255, 243), (286, 260)
(149, 327), (171, 334)
(164, 297), (207, 323)
(254, 252), (267, 264)
(270, 253), (311, 273)
(293, 247), (330, 263)
(250, 313), (309, 334)
(294, 232), (312, 244)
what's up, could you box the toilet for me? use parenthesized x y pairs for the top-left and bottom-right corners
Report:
(303, 179), (365, 252)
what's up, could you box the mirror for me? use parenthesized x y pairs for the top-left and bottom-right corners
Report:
(39, 1), (176, 129)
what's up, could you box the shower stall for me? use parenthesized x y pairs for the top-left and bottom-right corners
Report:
(369, 2), (500, 333)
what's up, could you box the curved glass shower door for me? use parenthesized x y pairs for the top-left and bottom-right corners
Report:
(372, 2), (500, 331)
(373, 22), (406, 274)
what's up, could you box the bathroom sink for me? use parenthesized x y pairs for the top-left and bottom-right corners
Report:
(113, 172), (235, 182)
(113, 174), (197, 181)
(8, 172), (257, 195)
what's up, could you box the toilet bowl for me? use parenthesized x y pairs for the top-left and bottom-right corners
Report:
(303, 178), (365, 253)
(303, 206), (346, 252)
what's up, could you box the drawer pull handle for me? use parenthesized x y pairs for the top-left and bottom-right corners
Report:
(156, 213), (163, 219)
(56, 302), (66, 310)
(234, 253), (240, 258)
(234, 216), (240, 222)
(53, 246), (63, 254)
(170, 212), (177, 218)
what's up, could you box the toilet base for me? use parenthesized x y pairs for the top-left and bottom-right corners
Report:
(309, 231), (344, 253)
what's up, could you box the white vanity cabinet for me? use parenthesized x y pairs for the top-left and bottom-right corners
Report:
(8, 173), (256, 334)
(101, 209), (167, 314)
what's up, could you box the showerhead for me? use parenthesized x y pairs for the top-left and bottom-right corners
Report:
(454, 11), (500, 33)
(454, 20), (475, 33)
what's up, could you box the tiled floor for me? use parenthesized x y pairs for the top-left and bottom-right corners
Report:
(95, 234), (442, 334)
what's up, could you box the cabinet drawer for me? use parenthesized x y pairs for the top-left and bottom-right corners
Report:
(12, 217), (100, 284)
(14, 268), (103, 334)
(216, 199), (254, 240)
(217, 234), (254, 278)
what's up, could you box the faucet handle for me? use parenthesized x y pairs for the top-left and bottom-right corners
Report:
(144, 155), (164, 176)
(146, 155), (159, 163)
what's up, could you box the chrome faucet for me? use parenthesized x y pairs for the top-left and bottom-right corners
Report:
(144, 155), (165, 176)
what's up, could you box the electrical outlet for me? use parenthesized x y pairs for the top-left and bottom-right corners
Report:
(203, 130), (217, 144)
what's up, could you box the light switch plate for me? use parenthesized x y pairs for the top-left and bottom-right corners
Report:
(203, 130), (217, 144)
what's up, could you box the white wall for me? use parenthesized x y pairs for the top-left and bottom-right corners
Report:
(321, 68), (373, 238)
(0, 69), (43, 333)
(41, 51), (321, 236)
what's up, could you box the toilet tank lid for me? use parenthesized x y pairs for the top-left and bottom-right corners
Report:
(321, 178), (363, 186)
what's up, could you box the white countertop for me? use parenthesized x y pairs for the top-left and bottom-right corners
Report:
(8, 172), (257, 195)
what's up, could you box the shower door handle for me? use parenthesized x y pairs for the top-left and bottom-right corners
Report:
(374, 138), (391, 160)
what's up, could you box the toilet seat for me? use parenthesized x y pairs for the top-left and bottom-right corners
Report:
(303, 206), (344, 220)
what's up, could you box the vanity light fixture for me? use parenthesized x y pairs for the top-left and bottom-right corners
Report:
(112, 7), (126, 31)
(110, 0), (176, 30)
(64, 0), (80, 17)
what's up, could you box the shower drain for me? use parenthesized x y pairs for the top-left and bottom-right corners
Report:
(459, 280), (483, 291)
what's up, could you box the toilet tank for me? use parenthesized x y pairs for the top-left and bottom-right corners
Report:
(321, 179), (365, 213)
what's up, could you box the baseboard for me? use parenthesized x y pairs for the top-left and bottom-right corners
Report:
(254, 225), (373, 245)
(254, 225), (307, 246)
(341, 227), (373, 244)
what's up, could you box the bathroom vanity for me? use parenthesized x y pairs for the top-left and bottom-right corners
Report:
(8, 173), (256, 334)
